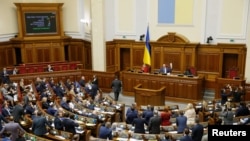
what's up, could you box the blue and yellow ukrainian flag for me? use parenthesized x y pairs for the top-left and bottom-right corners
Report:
(143, 26), (151, 65)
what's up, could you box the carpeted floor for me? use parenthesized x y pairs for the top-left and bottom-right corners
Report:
(104, 92), (188, 110)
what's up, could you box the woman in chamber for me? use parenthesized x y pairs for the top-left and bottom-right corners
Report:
(141, 63), (150, 73)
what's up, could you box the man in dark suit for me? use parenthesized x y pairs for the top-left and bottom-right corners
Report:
(142, 105), (154, 125)
(0, 113), (8, 132)
(32, 111), (52, 136)
(60, 97), (72, 111)
(148, 111), (161, 134)
(12, 101), (25, 123)
(0, 116), (25, 141)
(1, 68), (10, 84)
(132, 112), (147, 134)
(126, 106), (138, 124)
(25, 101), (36, 119)
(79, 76), (86, 87)
(176, 110), (187, 133)
(98, 122), (113, 140)
(180, 128), (193, 141)
(90, 83), (98, 100)
(54, 83), (66, 98)
(92, 74), (98, 89)
(53, 112), (64, 130)
(1, 103), (12, 118)
(191, 118), (204, 141)
(111, 75), (122, 101)
(47, 104), (57, 116)
(62, 112), (79, 134)
(235, 101), (250, 117)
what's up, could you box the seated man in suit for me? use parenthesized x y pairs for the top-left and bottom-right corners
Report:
(99, 122), (113, 140)
(183, 67), (192, 75)
(159, 64), (172, 74)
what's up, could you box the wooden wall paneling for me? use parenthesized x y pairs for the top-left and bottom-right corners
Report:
(115, 39), (134, 71)
(25, 48), (34, 63)
(166, 82), (175, 97)
(106, 42), (116, 71)
(120, 48), (130, 71)
(83, 40), (92, 69)
(51, 42), (62, 61)
(132, 45), (144, 70)
(53, 47), (61, 61)
(207, 54), (220, 72)
(184, 53), (192, 70)
(0, 49), (6, 67)
(176, 83), (185, 98)
(150, 80), (159, 89)
(44, 48), (50, 62)
(6, 48), (15, 66)
(122, 75), (134, 95)
(36, 48), (44, 62)
(244, 83), (250, 101)
(152, 46), (161, 72)
(0, 43), (15, 68)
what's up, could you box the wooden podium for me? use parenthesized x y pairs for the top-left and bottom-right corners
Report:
(134, 84), (166, 106)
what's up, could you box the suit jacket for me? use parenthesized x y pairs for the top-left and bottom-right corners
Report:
(54, 116), (63, 130)
(111, 79), (122, 93)
(79, 79), (85, 87)
(92, 78), (98, 86)
(126, 110), (138, 124)
(12, 104), (24, 122)
(132, 118), (147, 133)
(191, 123), (204, 141)
(42, 102), (49, 109)
(98, 125), (113, 140)
(235, 106), (250, 117)
(148, 115), (161, 134)
(0, 121), (25, 141)
(60, 101), (71, 111)
(142, 110), (154, 125)
(47, 107), (57, 116)
(62, 118), (79, 134)
(55, 85), (66, 98)
(1, 108), (11, 118)
(176, 115), (187, 133)
(0, 114), (8, 131)
(25, 105), (35, 115)
(90, 84), (98, 98)
(159, 67), (171, 74)
(23, 95), (29, 108)
(32, 116), (51, 136)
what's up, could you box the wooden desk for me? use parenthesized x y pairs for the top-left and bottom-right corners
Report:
(122, 71), (205, 102)
(134, 84), (165, 106)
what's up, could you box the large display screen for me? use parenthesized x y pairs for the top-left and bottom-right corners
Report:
(24, 12), (57, 35)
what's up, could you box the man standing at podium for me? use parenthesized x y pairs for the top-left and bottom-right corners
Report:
(111, 75), (122, 101)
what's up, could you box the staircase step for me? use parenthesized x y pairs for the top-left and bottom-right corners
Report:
(203, 89), (215, 100)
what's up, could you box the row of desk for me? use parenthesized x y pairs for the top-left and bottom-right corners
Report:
(121, 71), (205, 105)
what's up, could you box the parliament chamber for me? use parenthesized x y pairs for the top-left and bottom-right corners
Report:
(1, 2), (250, 141)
